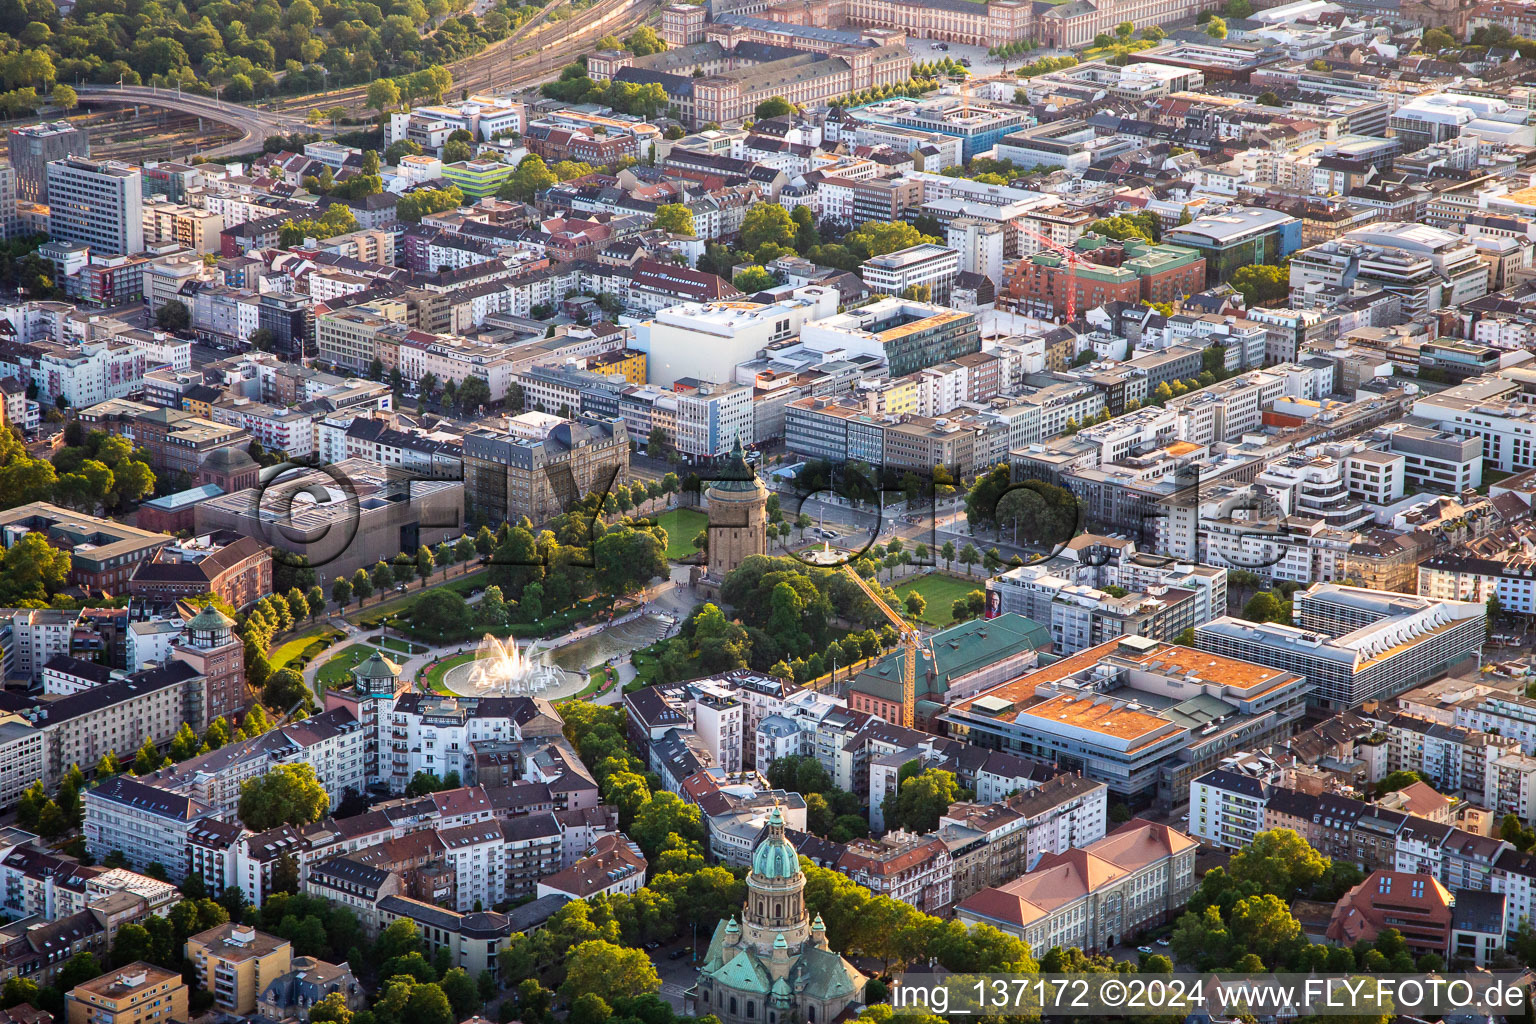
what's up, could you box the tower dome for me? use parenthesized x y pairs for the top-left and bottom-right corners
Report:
(750, 805), (800, 880)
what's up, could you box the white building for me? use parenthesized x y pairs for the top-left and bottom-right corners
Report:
(631, 289), (840, 387)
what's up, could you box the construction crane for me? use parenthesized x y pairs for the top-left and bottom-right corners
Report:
(839, 563), (928, 730)
(1012, 220), (1090, 323)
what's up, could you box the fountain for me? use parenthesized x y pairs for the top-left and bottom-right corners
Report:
(444, 634), (576, 698)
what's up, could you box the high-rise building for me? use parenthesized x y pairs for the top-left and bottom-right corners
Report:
(7, 121), (87, 203)
(46, 157), (143, 256)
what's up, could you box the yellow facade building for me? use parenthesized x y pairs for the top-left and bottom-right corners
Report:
(66, 963), (187, 1024)
(185, 923), (293, 1015)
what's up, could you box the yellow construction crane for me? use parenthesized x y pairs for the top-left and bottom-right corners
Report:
(839, 563), (926, 730)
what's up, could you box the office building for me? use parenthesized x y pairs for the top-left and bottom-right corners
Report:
(942, 635), (1308, 804)
(955, 819), (1196, 952)
(1164, 207), (1303, 286)
(858, 243), (959, 304)
(462, 416), (630, 527)
(8, 122), (87, 203)
(1194, 584), (1486, 709)
(799, 297), (980, 377)
(46, 158), (143, 256)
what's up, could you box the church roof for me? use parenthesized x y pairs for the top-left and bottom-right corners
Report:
(750, 805), (799, 879)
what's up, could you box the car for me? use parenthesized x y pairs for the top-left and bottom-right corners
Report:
(1137, 946), (1154, 955)
(824, 530), (840, 539)
(1156, 938), (1172, 947)
(669, 948), (691, 960)
(644, 941), (661, 951)
(959, 56), (971, 65)
(931, 41), (943, 48)
(1179, 813), (1188, 822)
(938, 42), (949, 49)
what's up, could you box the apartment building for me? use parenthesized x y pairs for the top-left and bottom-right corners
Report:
(858, 244), (959, 304)
(938, 774), (1108, 904)
(83, 775), (219, 881)
(65, 964), (187, 1024)
(185, 924), (293, 1015)
(836, 831), (952, 916)
(47, 158), (143, 257)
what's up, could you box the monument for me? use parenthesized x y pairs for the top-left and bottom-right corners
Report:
(705, 437), (769, 578)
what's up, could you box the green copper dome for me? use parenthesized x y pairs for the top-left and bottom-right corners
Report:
(706, 437), (763, 494)
(750, 805), (799, 879)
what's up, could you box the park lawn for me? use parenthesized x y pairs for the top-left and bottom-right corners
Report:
(424, 651), (479, 694)
(315, 644), (380, 691)
(894, 573), (983, 626)
(656, 508), (708, 560)
(345, 570), (487, 625)
(270, 626), (345, 669)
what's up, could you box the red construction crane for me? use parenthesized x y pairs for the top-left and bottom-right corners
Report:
(1011, 221), (1089, 323)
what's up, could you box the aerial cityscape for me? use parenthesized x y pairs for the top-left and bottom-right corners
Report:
(1, 0), (1536, 1018)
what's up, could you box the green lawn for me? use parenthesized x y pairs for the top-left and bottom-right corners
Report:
(424, 651), (479, 693)
(270, 626), (345, 669)
(893, 573), (983, 626)
(315, 644), (380, 691)
(656, 508), (708, 560)
(345, 570), (487, 625)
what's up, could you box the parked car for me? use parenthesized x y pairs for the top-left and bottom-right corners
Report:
(644, 941), (661, 951)
(1136, 946), (1154, 955)
(669, 948), (691, 960)
(1156, 938), (1172, 947)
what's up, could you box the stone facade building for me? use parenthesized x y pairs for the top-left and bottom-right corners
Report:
(686, 806), (865, 1024)
(705, 439), (768, 578)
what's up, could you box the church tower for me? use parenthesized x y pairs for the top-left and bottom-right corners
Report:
(686, 806), (865, 1024)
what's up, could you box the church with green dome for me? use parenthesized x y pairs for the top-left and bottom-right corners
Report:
(685, 806), (865, 1024)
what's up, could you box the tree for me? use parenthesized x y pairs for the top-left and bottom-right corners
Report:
(406, 984), (455, 1024)
(1205, 15), (1227, 36)
(560, 940), (660, 1004)
(940, 540), (956, 570)
(885, 768), (960, 833)
(1242, 591), (1284, 623)
(331, 577), (352, 607)
(904, 591), (926, 619)
(1229, 893), (1301, 966)
(263, 668), (313, 714)
(1230, 264), (1289, 306)
(155, 299), (190, 332)
(308, 993), (353, 1024)
(740, 204), (797, 259)
(50, 84), (76, 111)
(733, 265), (775, 292)
(652, 204), (695, 236)
(438, 969), (479, 1019)
(0, 530), (70, 605)
(630, 792), (705, 858)
(55, 953), (103, 993)
(755, 96), (794, 119)
(958, 543), (980, 576)
(367, 78), (401, 118)
(237, 763), (329, 830)
(1422, 26), (1455, 50)
(396, 187), (465, 224)
(1227, 829), (1329, 897)
(844, 220), (936, 260)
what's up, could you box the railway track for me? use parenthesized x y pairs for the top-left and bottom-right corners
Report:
(269, 0), (652, 115)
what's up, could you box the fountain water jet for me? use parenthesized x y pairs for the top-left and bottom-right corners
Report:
(464, 634), (567, 696)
